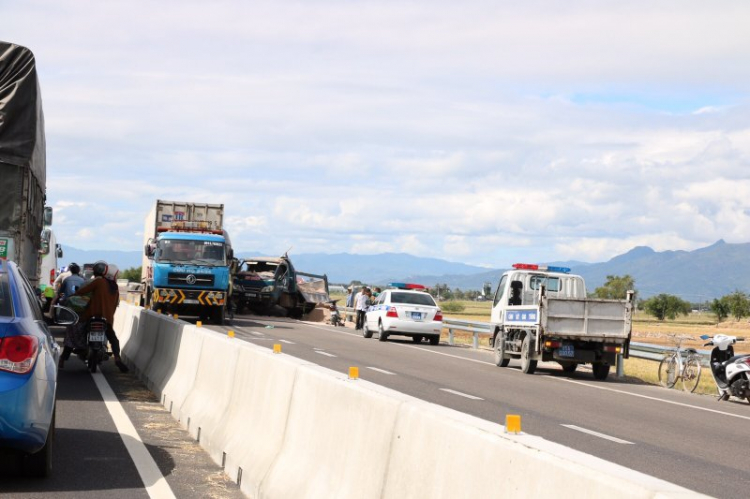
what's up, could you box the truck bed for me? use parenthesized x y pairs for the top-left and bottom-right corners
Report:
(541, 297), (632, 342)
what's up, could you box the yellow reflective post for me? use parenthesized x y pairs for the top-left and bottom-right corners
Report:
(348, 367), (359, 380)
(505, 414), (522, 434)
(273, 344), (282, 354)
(227, 330), (235, 338)
(196, 321), (202, 327)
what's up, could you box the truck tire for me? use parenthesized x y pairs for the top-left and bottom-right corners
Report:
(520, 335), (537, 374)
(592, 363), (610, 381)
(213, 306), (225, 325)
(493, 334), (509, 367)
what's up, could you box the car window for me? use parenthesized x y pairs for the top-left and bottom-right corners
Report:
(390, 292), (436, 306)
(530, 275), (560, 292)
(0, 274), (13, 317)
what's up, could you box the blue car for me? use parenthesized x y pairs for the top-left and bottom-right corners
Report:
(0, 259), (61, 477)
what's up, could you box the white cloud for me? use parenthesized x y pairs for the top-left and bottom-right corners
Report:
(3, 1), (750, 267)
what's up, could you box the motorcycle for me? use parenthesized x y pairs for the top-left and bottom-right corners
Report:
(329, 300), (343, 327)
(54, 304), (111, 373)
(700, 334), (750, 403)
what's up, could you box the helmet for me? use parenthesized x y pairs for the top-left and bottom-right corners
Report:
(69, 263), (81, 274)
(93, 261), (108, 277)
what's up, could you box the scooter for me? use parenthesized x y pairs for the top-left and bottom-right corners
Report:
(84, 317), (110, 373)
(700, 334), (750, 403)
(329, 300), (343, 327)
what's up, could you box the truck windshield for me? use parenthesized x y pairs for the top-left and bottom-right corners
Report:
(156, 239), (226, 266)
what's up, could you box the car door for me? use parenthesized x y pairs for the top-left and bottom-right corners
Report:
(366, 292), (384, 328)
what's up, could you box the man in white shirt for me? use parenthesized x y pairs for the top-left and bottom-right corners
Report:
(355, 287), (371, 330)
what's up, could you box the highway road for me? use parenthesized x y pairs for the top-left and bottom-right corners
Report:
(0, 327), (244, 499)
(207, 313), (750, 499)
(5, 316), (748, 498)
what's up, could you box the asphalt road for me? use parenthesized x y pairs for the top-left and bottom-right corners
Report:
(0, 327), (244, 499)
(209, 313), (750, 499)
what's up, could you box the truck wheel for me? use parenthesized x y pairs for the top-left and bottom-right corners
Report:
(520, 335), (537, 374)
(213, 306), (225, 325)
(592, 363), (610, 381)
(494, 335), (510, 367)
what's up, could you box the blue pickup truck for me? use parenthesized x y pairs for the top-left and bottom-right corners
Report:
(141, 201), (232, 324)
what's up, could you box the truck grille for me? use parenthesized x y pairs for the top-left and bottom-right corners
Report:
(167, 272), (215, 287)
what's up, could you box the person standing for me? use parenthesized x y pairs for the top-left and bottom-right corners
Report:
(355, 287), (371, 330)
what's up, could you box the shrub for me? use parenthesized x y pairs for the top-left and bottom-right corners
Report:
(440, 301), (465, 313)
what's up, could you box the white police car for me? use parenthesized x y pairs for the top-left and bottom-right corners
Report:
(362, 284), (443, 345)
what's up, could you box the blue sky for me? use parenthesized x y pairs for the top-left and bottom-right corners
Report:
(3, 0), (750, 267)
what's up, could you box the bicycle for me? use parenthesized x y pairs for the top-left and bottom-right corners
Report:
(658, 335), (703, 393)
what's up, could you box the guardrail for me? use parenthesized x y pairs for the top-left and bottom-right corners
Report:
(338, 311), (711, 370)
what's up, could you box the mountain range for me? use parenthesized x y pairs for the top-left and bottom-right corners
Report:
(59, 240), (749, 301)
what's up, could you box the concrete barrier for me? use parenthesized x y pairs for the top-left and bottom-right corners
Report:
(176, 330), (240, 442)
(143, 317), (183, 395)
(116, 305), (706, 499)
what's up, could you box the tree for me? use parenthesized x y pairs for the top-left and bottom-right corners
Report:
(724, 291), (750, 321)
(120, 266), (142, 282)
(593, 275), (636, 300)
(710, 298), (730, 323)
(643, 294), (691, 321)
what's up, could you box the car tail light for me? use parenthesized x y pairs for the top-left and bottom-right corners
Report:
(545, 340), (561, 348)
(49, 268), (56, 285)
(0, 335), (40, 374)
(604, 345), (622, 353)
(434, 310), (443, 322)
(386, 307), (398, 318)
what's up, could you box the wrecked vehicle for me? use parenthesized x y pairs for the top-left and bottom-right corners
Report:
(232, 255), (329, 318)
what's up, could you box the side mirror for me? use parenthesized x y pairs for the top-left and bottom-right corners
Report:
(144, 238), (155, 258)
(53, 305), (79, 326)
(56, 244), (63, 258)
(43, 206), (53, 227)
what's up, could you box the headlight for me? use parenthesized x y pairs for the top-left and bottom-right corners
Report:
(261, 285), (274, 293)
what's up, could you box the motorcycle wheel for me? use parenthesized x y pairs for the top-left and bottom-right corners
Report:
(88, 349), (98, 373)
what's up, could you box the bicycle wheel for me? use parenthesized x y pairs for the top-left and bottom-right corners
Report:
(658, 354), (678, 388)
(681, 355), (702, 393)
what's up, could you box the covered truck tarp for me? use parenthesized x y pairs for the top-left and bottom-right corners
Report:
(0, 41), (45, 181)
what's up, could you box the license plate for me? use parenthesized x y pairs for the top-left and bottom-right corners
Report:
(183, 299), (199, 304)
(558, 344), (575, 357)
(89, 332), (106, 343)
(245, 293), (257, 297)
(411, 312), (422, 320)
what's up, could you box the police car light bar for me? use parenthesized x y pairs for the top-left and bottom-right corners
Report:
(512, 263), (571, 274)
(389, 283), (427, 290)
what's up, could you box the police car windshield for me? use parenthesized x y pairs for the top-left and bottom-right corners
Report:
(156, 239), (225, 265)
(0, 274), (13, 318)
(390, 292), (436, 306)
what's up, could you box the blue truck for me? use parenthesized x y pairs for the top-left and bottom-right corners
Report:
(141, 200), (233, 324)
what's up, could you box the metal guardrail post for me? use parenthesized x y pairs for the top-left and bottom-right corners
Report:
(473, 332), (478, 349)
(616, 353), (624, 378)
(448, 328), (455, 346)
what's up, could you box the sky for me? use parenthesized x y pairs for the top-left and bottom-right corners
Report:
(3, 0), (750, 268)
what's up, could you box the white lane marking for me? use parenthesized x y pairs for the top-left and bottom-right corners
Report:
(439, 388), (484, 401)
(314, 351), (337, 358)
(366, 367), (396, 375)
(91, 371), (176, 499)
(561, 424), (635, 445)
(279, 339), (294, 344)
(270, 321), (750, 422)
(249, 331), (265, 336)
(546, 375), (750, 422)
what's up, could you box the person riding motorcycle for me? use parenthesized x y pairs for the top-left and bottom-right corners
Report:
(59, 261), (129, 372)
(57, 262), (85, 305)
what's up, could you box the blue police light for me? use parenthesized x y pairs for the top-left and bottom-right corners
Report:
(546, 266), (571, 274)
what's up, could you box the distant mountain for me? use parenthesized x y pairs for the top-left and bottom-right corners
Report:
(571, 240), (750, 301)
(61, 246), (143, 270)
(60, 241), (750, 300)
